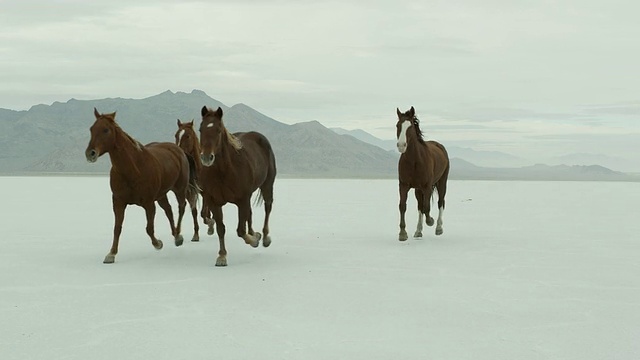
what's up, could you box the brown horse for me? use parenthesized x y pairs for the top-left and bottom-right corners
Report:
(175, 119), (214, 241)
(85, 108), (198, 263)
(199, 106), (277, 266)
(396, 106), (450, 241)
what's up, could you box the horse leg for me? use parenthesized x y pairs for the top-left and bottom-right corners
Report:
(200, 196), (214, 236)
(413, 189), (424, 238)
(157, 195), (183, 247)
(247, 215), (255, 236)
(143, 202), (164, 251)
(187, 193), (200, 242)
(211, 205), (227, 266)
(260, 185), (274, 248)
(237, 198), (260, 247)
(435, 178), (447, 236)
(174, 190), (187, 245)
(398, 183), (409, 241)
(424, 185), (435, 227)
(104, 198), (126, 264)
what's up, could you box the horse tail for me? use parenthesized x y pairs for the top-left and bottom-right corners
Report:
(185, 154), (201, 207)
(253, 189), (264, 207)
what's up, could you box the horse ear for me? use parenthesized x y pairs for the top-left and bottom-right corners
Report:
(189, 120), (194, 126)
(177, 119), (182, 126)
(94, 107), (100, 118)
(201, 106), (209, 117)
(396, 108), (402, 117)
(216, 106), (223, 117)
(409, 106), (415, 117)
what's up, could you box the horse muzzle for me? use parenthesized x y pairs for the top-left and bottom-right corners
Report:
(200, 153), (215, 167)
(397, 142), (407, 154)
(85, 148), (99, 163)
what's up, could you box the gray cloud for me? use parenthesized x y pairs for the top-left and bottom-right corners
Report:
(1, 0), (639, 163)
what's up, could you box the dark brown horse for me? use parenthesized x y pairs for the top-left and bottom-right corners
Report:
(396, 106), (450, 241)
(175, 119), (214, 241)
(85, 108), (198, 263)
(199, 106), (277, 266)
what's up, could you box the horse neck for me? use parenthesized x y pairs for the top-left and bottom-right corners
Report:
(189, 141), (203, 174)
(403, 135), (428, 162)
(214, 129), (241, 171)
(108, 127), (145, 176)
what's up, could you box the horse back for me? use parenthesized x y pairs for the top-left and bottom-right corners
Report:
(425, 140), (450, 180)
(144, 142), (189, 192)
(236, 131), (277, 186)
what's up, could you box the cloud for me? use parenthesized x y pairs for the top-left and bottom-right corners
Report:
(1, 0), (639, 163)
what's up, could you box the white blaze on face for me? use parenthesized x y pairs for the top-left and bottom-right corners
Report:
(177, 129), (185, 144)
(397, 120), (411, 153)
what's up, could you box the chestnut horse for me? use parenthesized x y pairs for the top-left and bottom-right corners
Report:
(85, 108), (198, 263)
(199, 106), (277, 266)
(396, 106), (450, 241)
(175, 119), (214, 241)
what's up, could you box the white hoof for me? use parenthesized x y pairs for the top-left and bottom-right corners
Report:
(263, 235), (271, 247)
(436, 227), (443, 236)
(103, 254), (115, 264)
(215, 256), (227, 267)
(414, 231), (423, 238)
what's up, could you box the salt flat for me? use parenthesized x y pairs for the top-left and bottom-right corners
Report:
(1, 176), (639, 359)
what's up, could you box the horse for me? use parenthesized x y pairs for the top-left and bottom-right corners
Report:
(396, 106), (450, 241)
(198, 106), (277, 266)
(85, 108), (199, 263)
(175, 119), (215, 240)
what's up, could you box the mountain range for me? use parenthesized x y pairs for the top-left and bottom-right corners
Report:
(1, 90), (637, 181)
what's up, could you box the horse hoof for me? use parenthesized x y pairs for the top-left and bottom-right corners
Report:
(191, 238), (200, 242)
(154, 240), (164, 250)
(426, 217), (435, 226)
(103, 254), (115, 264)
(263, 235), (271, 248)
(414, 231), (423, 238)
(207, 227), (214, 236)
(251, 232), (262, 248)
(436, 228), (443, 236)
(175, 235), (184, 247)
(215, 256), (227, 267)
(399, 231), (408, 241)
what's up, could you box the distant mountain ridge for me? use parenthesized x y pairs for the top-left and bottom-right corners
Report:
(1, 89), (637, 181)
(0, 90), (398, 178)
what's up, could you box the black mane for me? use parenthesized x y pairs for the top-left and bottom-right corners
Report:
(413, 116), (425, 144)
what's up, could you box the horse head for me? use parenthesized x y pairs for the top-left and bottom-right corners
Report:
(199, 106), (224, 167)
(86, 108), (118, 163)
(395, 106), (423, 153)
(175, 119), (199, 156)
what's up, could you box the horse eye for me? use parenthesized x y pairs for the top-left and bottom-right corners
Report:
(102, 128), (109, 134)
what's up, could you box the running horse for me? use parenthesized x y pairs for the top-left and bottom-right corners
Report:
(199, 106), (277, 266)
(396, 106), (450, 241)
(85, 108), (199, 263)
(175, 119), (215, 241)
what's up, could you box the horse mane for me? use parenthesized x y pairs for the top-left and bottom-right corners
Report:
(223, 125), (243, 151)
(413, 116), (425, 145)
(113, 121), (143, 151)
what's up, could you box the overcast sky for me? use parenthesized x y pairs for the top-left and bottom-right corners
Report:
(1, 0), (639, 162)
